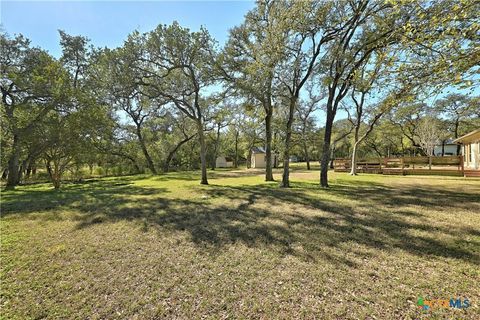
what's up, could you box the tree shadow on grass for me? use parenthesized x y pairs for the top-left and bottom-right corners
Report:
(2, 176), (479, 267)
(202, 183), (480, 263)
(330, 182), (480, 212)
(1, 180), (167, 216)
(70, 180), (480, 266)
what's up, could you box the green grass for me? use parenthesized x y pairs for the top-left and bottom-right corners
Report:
(1, 167), (479, 319)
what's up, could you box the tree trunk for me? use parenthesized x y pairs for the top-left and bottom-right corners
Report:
(428, 154), (432, 170)
(1, 168), (8, 180)
(52, 164), (61, 189)
(281, 98), (296, 188)
(135, 125), (157, 174)
(264, 105), (274, 181)
(454, 119), (461, 155)
(17, 159), (27, 184)
(320, 111), (334, 188)
(26, 160), (33, 179)
(273, 131), (278, 169)
(52, 174), (61, 189)
(330, 144), (336, 169)
(234, 130), (239, 168)
(46, 160), (53, 181)
(197, 120), (208, 185)
(211, 123), (221, 170)
(350, 125), (360, 175)
(304, 141), (311, 170)
(45, 159), (60, 189)
(5, 134), (21, 190)
(350, 142), (359, 175)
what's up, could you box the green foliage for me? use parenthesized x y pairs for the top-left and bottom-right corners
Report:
(1, 1), (479, 188)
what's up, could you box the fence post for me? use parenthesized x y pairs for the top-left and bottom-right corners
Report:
(401, 157), (405, 175)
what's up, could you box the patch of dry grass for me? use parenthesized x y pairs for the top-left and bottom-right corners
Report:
(1, 168), (479, 319)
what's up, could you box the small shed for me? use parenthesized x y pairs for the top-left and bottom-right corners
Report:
(250, 147), (278, 168)
(453, 128), (480, 174)
(215, 156), (234, 168)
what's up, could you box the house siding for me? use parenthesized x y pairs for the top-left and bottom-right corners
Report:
(463, 139), (480, 170)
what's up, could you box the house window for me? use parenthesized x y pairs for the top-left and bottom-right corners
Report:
(470, 144), (474, 163)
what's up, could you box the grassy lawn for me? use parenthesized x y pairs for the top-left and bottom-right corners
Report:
(1, 168), (479, 319)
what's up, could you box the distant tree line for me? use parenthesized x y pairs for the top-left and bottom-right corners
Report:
(1, 0), (479, 189)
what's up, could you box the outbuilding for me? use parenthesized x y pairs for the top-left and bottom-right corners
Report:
(454, 128), (480, 177)
(250, 147), (278, 168)
(215, 156), (234, 168)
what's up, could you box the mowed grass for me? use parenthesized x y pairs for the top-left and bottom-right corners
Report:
(1, 167), (479, 319)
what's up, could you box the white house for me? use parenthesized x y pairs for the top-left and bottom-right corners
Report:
(454, 128), (480, 176)
(433, 139), (459, 156)
(215, 156), (234, 168)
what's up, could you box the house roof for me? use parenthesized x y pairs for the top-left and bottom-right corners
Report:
(444, 138), (457, 145)
(251, 146), (266, 154)
(453, 128), (480, 144)
(435, 138), (458, 146)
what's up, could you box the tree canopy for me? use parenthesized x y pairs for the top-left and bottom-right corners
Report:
(1, 0), (479, 189)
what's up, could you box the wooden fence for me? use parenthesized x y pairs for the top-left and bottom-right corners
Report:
(333, 156), (464, 176)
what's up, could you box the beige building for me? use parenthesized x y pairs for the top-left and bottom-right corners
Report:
(454, 129), (480, 175)
(250, 147), (278, 168)
(251, 147), (267, 168)
(215, 156), (234, 168)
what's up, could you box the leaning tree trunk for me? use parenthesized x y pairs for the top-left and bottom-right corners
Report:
(135, 125), (157, 175)
(197, 120), (208, 185)
(264, 107), (274, 181)
(163, 134), (195, 173)
(5, 134), (21, 190)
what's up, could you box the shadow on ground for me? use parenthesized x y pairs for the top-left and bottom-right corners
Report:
(2, 176), (479, 267)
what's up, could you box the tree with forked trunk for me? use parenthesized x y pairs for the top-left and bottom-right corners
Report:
(137, 22), (219, 185)
(220, 2), (286, 182)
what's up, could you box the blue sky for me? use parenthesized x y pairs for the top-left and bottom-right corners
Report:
(1, 1), (255, 57)
(0, 0), (335, 126)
